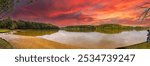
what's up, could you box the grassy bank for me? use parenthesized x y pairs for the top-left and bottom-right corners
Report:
(0, 29), (10, 33)
(0, 38), (13, 49)
(117, 42), (150, 49)
(14, 29), (58, 36)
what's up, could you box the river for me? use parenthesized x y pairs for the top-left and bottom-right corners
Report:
(37, 30), (147, 49)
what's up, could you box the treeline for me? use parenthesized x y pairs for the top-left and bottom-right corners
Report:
(95, 24), (134, 34)
(96, 24), (149, 31)
(62, 25), (96, 32)
(62, 24), (132, 33)
(62, 24), (149, 33)
(0, 18), (59, 30)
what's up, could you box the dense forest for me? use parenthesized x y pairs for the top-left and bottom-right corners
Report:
(62, 25), (96, 32)
(0, 17), (148, 33)
(95, 24), (134, 34)
(0, 18), (59, 30)
(62, 24), (149, 33)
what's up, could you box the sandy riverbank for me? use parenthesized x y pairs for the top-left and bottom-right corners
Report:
(0, 34), (80, 49)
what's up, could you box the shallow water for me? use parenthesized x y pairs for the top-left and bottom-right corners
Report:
(37, 30), (147, 48)
(0, 30), (148, 49)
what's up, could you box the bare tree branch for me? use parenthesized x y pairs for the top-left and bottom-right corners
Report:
(139, 2), (150, 22)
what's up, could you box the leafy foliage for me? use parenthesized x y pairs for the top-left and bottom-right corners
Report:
(0, 18), (59, 30)
(62, 25), (96, 32)
(0, 0), (14, 18)
(0, 0), (36, 19)
(0, 38), (13, 49)
(62, 24), (149, 34)
(96, 24), (134, 34)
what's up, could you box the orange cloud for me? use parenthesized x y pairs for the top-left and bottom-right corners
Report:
(12, 0), (150, 27)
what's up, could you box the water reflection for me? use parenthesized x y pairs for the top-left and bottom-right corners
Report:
(37, 30), (147, 49)
(14, 30), (58, 36)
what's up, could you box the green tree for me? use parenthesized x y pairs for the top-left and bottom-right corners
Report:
(0, 0), (36, 19)
(0, 0), (14, 19)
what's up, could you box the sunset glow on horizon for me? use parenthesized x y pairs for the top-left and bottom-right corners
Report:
(12, 0), (150, 27)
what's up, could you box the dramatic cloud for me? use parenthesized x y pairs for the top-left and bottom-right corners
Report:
(12, 0), (150, 27)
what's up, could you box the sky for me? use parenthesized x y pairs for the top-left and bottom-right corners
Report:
(12, 0), (150, 27)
